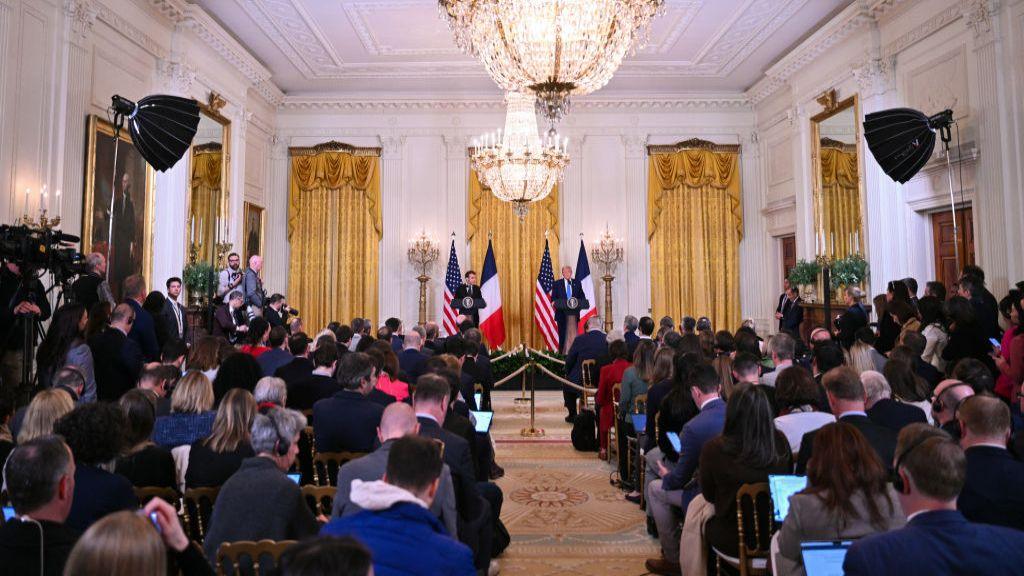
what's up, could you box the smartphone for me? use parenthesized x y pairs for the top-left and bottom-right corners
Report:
(990, 337), (1001, 350)
(148, 511), (162, 534)
(666, 431), (682, 453)
(2, 506), (16, 522)
(287, 472), (302, 485)
(474, 392), (483, 409)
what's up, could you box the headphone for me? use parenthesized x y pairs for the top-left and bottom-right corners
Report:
(931, 383), (972, 414)
(266, 411), (290, 457)
(891, 435), (935, 493)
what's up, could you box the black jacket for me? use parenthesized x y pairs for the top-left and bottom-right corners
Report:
(288, 373), (340, 412)
(418, 416), (481, 520)
(778, 295), (804, 333)
(70, 272), (103, 309)
(958, 445), (1024, 531)
(797, 413), (897, 474)
(160, 298), (189, 344)
(397, 348), (429, 383)
(274, 357), (314, 388)
(312, 390), (384, 453)
(452, 284), (484, 327)
(0, 519), (78, 576)
(867, 398), (928, 432)
(836, 304), (868, 349)
(0, 267), (51, 351)
(88, 327), (143, 401)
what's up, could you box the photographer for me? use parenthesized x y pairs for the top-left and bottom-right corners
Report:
(0, 261), (52, 406)
(264, 293), (298, 330)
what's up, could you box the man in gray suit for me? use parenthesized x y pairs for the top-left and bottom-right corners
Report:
(331, 401), (458, 537)
(243, 255), (265, 318)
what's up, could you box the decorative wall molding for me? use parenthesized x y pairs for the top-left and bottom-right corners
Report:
(852, 55), (896, 97)
(156, 58), (196, 96)
(66, 0), (98, 46)
(95, 1), (168, 58)
(963, 0), (997, 44)
(747, 2), (874, 104)
(882, 4), (963, 57)
(279, 95), (752, 112)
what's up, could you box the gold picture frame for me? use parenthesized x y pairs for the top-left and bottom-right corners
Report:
(243, 202), (264, 262)
(83, 115), (155, 301)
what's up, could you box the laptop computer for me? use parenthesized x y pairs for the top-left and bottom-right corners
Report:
(768, 474), (807, 523)
(800, 540), (852, 576)
(469, 410), (494, 434)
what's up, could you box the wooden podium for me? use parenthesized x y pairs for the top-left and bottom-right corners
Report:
(799, 301), (872, 343)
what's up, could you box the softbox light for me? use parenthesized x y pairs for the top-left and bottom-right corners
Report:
(863, 108), (953, 184)
(111, 94), (200, 172)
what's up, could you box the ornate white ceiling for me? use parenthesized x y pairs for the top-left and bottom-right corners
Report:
(195, 0), (852, 97)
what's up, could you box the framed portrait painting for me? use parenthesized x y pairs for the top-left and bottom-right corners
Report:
(243, 202), (264, 262)
(83, 115), (154, 301)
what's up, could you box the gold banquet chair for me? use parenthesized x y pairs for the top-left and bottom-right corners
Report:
(714, 482), (773, 576)
(182, 486), (220, 542)
(300, 485), (337, 517)
(216, 539), (296, 576)
(312, 451), (368, 486)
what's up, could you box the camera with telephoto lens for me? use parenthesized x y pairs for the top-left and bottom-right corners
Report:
(0, 223), (87, 280)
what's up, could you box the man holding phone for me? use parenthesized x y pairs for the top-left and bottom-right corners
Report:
(645, 366), (726, 575)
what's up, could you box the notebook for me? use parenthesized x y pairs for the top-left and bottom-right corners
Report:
(800, 540), (852, 576)
(470, 410), (494, 434)
(768, 474), (807, 522)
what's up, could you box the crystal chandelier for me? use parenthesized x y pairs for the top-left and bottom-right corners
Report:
(472, 92), (570, 219)
(440, 0), (663, 127)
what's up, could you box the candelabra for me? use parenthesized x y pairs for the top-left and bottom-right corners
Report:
(407, 231), (440, 325)
(591, 225), (624, 333)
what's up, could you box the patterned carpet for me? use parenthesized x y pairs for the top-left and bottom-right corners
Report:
(491, 390), (659, 576)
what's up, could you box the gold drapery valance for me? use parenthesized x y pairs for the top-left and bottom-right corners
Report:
(648, 146), (743, 332)
(190, 147), (222, 263)
(468, 172), (559, 349)
(288, 150), (382, 332)
(818, 145), (861, 259)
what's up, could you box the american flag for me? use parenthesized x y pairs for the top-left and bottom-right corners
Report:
(442, 238), (462, 336)
(533, 240), (559, 351)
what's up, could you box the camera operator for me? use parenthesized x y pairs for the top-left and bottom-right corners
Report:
(70, 252), (115, 309)
(0, 260), (51, 406)
(264, 293), (298, 330)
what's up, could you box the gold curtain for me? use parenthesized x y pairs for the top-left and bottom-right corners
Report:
(288, 151), (382, 333)
(819, 145), (861, 258)
(648, 148), (743, 332)
(190, 148), (222, 263)
(468, 172), (559, 349)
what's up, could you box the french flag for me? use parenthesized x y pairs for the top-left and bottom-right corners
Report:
(479, 239), (506, 348)
(575, 239), (598, 334)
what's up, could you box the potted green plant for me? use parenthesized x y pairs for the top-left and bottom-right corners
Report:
(788, 259), (822, 303)
(183, 262), (214, 308)
(830, 253), (869, 297)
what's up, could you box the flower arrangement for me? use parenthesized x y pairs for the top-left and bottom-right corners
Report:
(829, 253), (869, 290)
(183, 262), (214, 305)
(788, 259), (822, 287)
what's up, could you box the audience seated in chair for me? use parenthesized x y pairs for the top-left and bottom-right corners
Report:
(564, 316), (609, 422)
(773, 366), (834, 455)
(186, 388), (257, 490)
(861, 370), (928, 432)
(929, 379), (975, 440)
(760, 332), (796, 388)
(321, 435), (476, 576)
(259, 326), (294, 378)
(152, 371), (217, 449)
(596, 339), (632, 460)
(203, 407), (319, 563)
(645, 365), (725, 576)
(275, 536), (372, 576)
(0, 435), (79, 576)
(114, 389), (176, 489)
(956, 395), (1024, 530)
(844, 423), (1024, 575)
(331, 402), (458, 538)
(796, 367), (897, 475)
(275, 332), (315, 388)
(289, 341), (342, 411)
(776, 422), (905, 576)
(55, 403), (137, 532)
(312, 352), (385, 453)
(254, 376), (288, 409)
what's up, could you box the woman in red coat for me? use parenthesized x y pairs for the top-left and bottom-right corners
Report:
(597, 339), (632, 460)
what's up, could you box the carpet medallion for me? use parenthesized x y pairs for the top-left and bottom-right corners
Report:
(491, 390), (659, 576)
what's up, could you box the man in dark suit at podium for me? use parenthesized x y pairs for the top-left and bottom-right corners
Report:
(453, 270), (483, 328)
(551, 266), (584, 353)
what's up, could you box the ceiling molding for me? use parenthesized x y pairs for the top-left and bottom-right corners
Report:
(279, 94), (753, 112)
(882, 3), (963, 57)
(344, 0), (461, 57)
(746, 2), (874, 105)
(95, 1), (168, 59)
(233, 0), (345, 76)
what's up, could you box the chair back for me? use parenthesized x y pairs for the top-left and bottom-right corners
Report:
(736, 482), (773, 575)
(295, 425), (316, 484)
(312, 451), (368, 486)
(300, 485), (337, 517)
(182, 486), (221, 542)
(633, 393), (648, 415)
(133, 486), (181, 511)
(581, 359), (597, 388)
(215, 539), (296, 576)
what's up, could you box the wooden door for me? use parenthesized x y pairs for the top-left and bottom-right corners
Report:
(781, 235), (796, 281)
(932, 207), (975, 293)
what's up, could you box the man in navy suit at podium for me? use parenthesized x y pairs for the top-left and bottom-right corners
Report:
(551, 266), (584, 353)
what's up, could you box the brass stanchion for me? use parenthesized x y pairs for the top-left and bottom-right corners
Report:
(520, 360), (545, 437)
(514, 342), (529, 405)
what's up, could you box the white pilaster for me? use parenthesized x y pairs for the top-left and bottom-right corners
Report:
(560, 139), (584, 266)
(622, 133), (650, 318)
(265, 132), (289, 292)
(379, 135), (405, 324)
(965, 0), (1014, 297)
(739, 130), (772, 333)
(443, 135), (468, 322)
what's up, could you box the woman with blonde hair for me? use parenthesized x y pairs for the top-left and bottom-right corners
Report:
(63, 500), (211, 576)
(152, 371), (216, 448)
(17, 388), (75, 443)
(185, 388), (257, 489)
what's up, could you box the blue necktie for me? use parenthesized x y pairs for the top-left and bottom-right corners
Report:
(566, 280), (572, 298)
